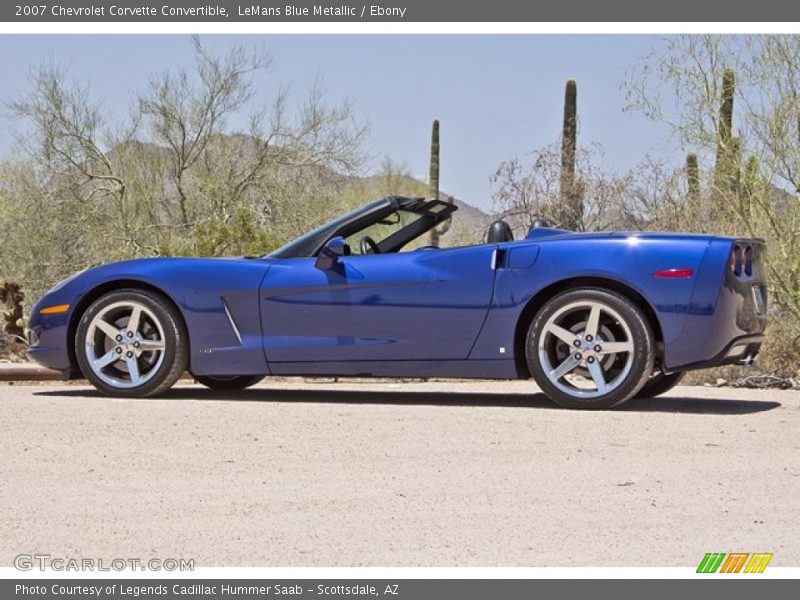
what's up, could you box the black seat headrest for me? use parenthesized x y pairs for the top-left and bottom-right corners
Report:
(487, 220), (514, 244)
(531, 217), (550, 228)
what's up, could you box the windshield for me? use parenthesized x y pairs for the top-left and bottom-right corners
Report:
(268, 198), (390, 258)
(268, 196), (457, 258)
(344, 210), (427, 255)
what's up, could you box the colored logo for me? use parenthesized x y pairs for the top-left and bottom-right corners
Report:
(697, 552), (773, 573)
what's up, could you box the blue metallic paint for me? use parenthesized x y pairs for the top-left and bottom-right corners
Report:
(27, 228), (765, 380)
(29, 257), (271, 377)
(261, 245), (496, 363)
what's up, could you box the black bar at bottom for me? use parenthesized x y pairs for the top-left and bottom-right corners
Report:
(1, 579), (795, 600)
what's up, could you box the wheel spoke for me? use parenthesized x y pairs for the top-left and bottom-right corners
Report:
(95, 319), (120, 341)
(127, 305), (142, 335)
(137, 339), (165, 351)
(585, 304), (601, 339)
(549, 355), (581, 381)
(539, 298), (637, 400)
(85, 300), (166, 389)
(598, 341), (633, 355)
(91, 349), (119, 370)
(545, 323), (577, 345)
(126, 357), (142, 385)
(587, 360), (607, 393)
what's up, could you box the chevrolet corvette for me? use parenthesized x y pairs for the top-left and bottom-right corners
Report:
(27, 196), (767, 409)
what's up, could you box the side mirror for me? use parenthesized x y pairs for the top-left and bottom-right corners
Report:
(315, 236), (347, 270)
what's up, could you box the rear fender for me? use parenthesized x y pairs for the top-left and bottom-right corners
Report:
(469, 235), (710, 366)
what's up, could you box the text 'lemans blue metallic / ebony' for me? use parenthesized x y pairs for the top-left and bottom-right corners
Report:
(27, 196), (767, 409)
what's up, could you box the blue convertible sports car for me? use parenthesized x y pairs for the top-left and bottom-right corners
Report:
(27, 196), (767, 409)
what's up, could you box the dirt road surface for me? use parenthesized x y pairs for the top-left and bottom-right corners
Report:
(1, 379), (798, 567)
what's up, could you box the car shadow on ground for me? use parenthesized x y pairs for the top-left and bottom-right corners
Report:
(33, 387), (782, 415)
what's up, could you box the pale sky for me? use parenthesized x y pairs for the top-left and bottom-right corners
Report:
(0, 34), (675, 210)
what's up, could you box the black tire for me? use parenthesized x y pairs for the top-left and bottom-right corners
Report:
(75, 288), (188, 398)
(195, 375), (264, 391)
(636, 371), (685, 398)
(526, 287), (655, 409)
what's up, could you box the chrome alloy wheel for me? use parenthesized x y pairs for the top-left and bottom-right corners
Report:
(83, 300), (166, 389)
(538, 300), (635, 399)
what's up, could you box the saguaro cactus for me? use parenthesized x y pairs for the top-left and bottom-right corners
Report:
(428, 120), (451, 247)
(740, 155), (759, 221)
(686, 153), (700, 213)
(795, 113), (800, 195)
(559, 79), (582, 230)
(731, 136), (742, 190)
(429, 119), (440, 201)
(713, 68), (737, 207)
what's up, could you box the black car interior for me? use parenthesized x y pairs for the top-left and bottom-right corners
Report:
(270, 196), (538, 259)
(351, 199), (458, 254)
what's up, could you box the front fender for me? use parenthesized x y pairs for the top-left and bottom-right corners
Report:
(28, 257), (272, 376)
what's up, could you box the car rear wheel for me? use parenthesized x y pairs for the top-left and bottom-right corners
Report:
(195, 375), (264, 391)
(636, 371), (685, 398)
(526, 287), (655, 409)
(75, 289), (188, 398)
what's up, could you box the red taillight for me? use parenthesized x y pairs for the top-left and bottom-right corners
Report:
(730, 244), (742, 275)
(653, 268), (694, 279)
(743, 245), (753, 276)
(729, 244), (752, 277)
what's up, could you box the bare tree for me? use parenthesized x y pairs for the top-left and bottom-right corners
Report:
(490, 144), (562, 235)
(614, 158), (687, 231)
(2, 36), (369, 305)
(6, 62), (131, 206)
(139, 38), (367, 252)
(138, 36), (273, 227)
(491, 142), (631, 235)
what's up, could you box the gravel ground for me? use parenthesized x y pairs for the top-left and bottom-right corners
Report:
(1, 379), (798, 567)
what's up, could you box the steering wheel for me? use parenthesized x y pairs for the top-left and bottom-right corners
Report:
(360, 235), (381, 255)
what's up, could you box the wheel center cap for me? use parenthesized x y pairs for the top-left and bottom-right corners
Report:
(116, 336), (139, 354)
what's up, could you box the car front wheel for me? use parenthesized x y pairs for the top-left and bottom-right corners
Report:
(75, 289), (188, 398)
(526, 287), (655, 409)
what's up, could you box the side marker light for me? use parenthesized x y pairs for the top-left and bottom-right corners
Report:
(653, 268), (694, 279)
(40, 304), (70, 315)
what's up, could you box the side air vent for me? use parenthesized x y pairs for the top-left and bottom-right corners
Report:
(221, 297), (243, 345)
